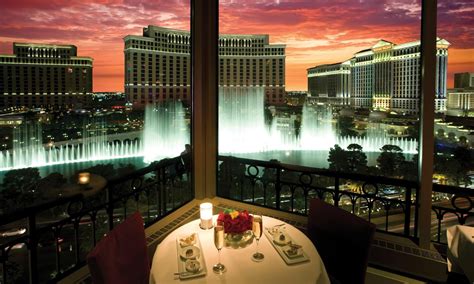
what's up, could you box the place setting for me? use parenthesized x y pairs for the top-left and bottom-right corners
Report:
(264, 222), (310, 264)
(153, 203), (326, 283)
(175, 233), (207, 279)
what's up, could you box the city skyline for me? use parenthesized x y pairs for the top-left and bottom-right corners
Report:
(0, 0), (472, 92)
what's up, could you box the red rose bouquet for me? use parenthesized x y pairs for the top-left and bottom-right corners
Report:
(217, 209), (253, 234)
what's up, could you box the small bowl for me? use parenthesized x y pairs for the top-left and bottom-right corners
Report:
(273, 232), (290, 246)
(283, 245), (303, 258)
(180, 245), (200, 260)
(185, 259), (201, 273)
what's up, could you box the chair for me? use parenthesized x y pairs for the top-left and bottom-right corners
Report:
(307, 199), (376, 284)
(87, 212), (150, 284)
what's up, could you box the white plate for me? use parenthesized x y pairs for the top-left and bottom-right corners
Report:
(179, 245), (200, 260)
(176, 234), (207, 279)
(264, 229), (309, 265)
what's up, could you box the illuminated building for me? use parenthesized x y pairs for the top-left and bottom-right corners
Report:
(447, 87), (474, 117)
(307, 38), (450, 114)
(307, 60), (351, 105)
(0, 43), (93, 109)
(124, 25), (285, 108)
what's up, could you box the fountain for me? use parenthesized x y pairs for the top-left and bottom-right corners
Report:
(0, 101), (189, 171)
(143, 102), (190, 163)
(0, 88), (416, 172)
(218, 86), (417, 155)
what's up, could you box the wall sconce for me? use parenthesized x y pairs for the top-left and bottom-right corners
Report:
(78, 172), (91, 185)
(199, 202), (213, 230)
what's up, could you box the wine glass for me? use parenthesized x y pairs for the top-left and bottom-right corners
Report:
(251, 215), (264, 262)
(213, 221), (226, 274)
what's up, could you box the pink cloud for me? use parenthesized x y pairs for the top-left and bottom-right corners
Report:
(0, 0), (471, 91)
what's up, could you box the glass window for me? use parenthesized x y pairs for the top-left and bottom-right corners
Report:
(0, 1), (190, 282)
(217, 0), (422, 236)
(431, 0), (474, 244)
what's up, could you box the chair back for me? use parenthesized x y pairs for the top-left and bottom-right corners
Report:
(87, 212), (150, 284)
(308, 199), (376, 284)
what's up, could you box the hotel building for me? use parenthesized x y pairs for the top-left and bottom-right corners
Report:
(307, 60), (351, 105)
(0, 43), (93, 109)
(124, 25), (285, 108)
(446, 87), (474, 117)
(307, 38), (450, 114)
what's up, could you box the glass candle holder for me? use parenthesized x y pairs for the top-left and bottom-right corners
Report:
(78, 172), (91, 185)
(199, 202), (213, 229)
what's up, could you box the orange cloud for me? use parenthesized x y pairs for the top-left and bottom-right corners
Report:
(0, 0), (472, 92)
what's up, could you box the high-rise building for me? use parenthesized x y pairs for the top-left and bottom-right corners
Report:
(124, 25), (286, 108)
(307, 38), (450, 114)
(307, 60), (351, 105)
(454, 72), (474, 88)
(0, 43), (93, 109)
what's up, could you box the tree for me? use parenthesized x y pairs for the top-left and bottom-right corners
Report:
(435, 146), (472, 186)
(346, 144), (368, 173)
(37, 173), (67, 199)
(436, 128), (445, 139)
(0, 168), (41, 212)
(450, 146), (473, 186)
(337, 116), (358, 137)
(376, 145), (405, 177)
(447, 132), (456, 143)
(458, 136), (468, 147)
(2, 167), (41, 195)
(398, 161), (417, 181)
(328, 144), (349, 172)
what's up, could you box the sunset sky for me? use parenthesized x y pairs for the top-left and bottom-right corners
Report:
(0, 0), (472, 92)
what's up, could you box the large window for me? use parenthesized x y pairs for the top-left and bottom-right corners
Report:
(217, 0), (423, 217)
(431, 0), (474, 244)
(0, 1), (190, 282)
(0, 0), (191, 210)
(433, 0), (474, 187)
(218, 0), (423, 178)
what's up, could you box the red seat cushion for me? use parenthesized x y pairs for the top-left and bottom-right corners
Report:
(87, 212), (150, 284)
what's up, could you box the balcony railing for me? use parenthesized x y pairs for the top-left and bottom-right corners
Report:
(217, 155), (474, 245)
(431, 183), (474, 244)
(0, 154), (471, 283)
(0, 155), (192, 284)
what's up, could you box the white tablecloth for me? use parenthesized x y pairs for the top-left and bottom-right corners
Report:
(447, 225), (474, 283)
(150, 215), (330, 284)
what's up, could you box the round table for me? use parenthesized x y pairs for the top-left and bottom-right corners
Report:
(150, 215), (330, 284)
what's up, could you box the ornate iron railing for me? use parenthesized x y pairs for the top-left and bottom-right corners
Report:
(217, 155), (473, 245)
(431, 183), (474, 244)
(0, 154), (471, 283)
(0, 155), (192, 284)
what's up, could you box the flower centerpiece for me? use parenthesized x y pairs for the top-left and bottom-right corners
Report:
(217, 209), (254, 247)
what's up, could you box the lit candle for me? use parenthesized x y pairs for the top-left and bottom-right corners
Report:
(78, 172), (90, 185)
(199, 202), (213, 229)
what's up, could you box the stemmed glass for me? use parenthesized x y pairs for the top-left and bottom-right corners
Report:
(251, 214), (264, 262)
(213, 221), (226, 274)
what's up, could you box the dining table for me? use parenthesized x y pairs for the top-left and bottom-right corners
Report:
(447, 225), (474, 283)
(149, 215), (330, 284)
